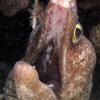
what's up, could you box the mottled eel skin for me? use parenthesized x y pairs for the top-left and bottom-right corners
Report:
(4, 0), (96, 100)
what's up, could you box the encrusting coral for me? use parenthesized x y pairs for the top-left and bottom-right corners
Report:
(77, 0), (100, 9)
(0, 0), (29, 16)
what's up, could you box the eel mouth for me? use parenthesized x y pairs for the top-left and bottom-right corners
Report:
(29, 0), (77, 96)
(33, 42), (62, 96)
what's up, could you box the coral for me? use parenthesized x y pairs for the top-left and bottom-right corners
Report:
(77, 0), (100, 9)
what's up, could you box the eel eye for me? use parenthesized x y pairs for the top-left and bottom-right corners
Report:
(72, 23), (83, 43)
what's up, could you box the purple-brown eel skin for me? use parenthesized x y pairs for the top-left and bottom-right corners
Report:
(4, 0), (96, 100)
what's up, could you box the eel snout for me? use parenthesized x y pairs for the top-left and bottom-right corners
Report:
(5, 61), (57, 100)
(13, 61), (39, 86)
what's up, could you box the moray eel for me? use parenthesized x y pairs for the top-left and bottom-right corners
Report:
(4, 0), (96, 100)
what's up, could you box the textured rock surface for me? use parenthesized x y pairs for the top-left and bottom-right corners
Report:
(89, 24), (100, 100)
(89, 24), (100, 62)
(77, 0), (100, 9)
(0, 0), (29, 16)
